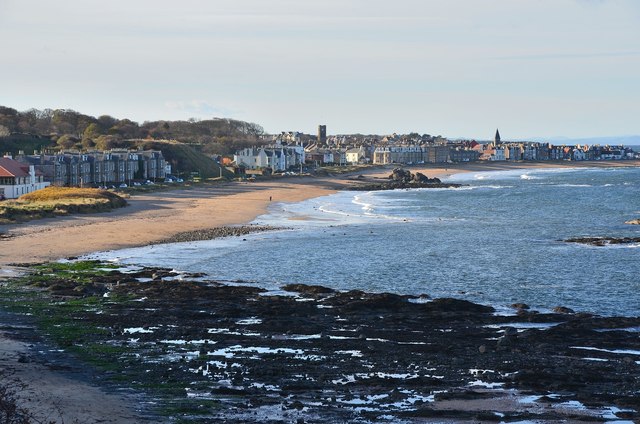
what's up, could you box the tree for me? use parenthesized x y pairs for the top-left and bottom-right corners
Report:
(0, 125), (9, 137)
(56, 134), (79, 149)
(83, 123), (102, 140)
(95, 134), (124, 150)
(81, 137), (96, 150)
(97, 114), (117, 131)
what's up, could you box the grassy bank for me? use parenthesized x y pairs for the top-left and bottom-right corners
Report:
(0, 187), (127, 223)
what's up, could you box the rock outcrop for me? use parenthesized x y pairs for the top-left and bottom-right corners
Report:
(351, 168), (460, 191)
(564, 236), (640, 246)
(10, 264), (640, 423)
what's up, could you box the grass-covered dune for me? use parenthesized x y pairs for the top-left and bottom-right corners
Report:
(0, 187), (127, 223)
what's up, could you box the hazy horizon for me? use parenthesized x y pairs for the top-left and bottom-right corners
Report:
(1, 0), (639, 139)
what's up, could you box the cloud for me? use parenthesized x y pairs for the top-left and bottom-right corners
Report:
(163, 100), (237, 118)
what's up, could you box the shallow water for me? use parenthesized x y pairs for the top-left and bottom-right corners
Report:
(92, 166), (640, 317)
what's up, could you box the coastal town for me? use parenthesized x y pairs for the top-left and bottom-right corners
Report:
(3, 1), (640, 422)
(1, 126), (638, 199)
(1, 111), (640, 424)
(234, 127), (639, 173)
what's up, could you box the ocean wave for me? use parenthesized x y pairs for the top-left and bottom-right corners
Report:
(318, 202), (407, 222)
(447, 167), (587, 183)
(520, 174), (538, 180)
(413, 185), (512, 192)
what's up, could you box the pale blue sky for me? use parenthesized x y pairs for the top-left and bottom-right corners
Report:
(1, 0), (639, 139)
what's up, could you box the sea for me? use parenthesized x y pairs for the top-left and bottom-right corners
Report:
(93, 166), (640, 317)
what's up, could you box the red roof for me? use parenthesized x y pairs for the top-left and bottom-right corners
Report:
(0, 157), (29, 178)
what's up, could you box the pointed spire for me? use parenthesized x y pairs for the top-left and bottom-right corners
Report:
(494, 128), (501, 145)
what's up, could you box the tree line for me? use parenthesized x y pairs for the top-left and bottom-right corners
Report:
(0, 106), (265, 156)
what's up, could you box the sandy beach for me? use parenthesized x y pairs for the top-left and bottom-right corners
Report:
(2, 160), (638, 267)
(0, 159), (639, 423)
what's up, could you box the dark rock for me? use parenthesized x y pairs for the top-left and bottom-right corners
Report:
(282, 284), (335, 296)
(511, 303), (530, 310)
(15, 260), (640, 423)
(423, 298), (495, 314)
(553, 306), (575, 314)
(564, 236), (640, 246)
(153, 225), (288, 245)
(503, 326), (518, 337)
(496, 335), (516, 350)
(389, 168), (412, 182)
(349, 168), (460, 191)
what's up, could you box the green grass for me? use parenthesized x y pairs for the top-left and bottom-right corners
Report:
(33, 260), (118, 274)
(136, 140), (234, 179)
(0, 188), (127, 223)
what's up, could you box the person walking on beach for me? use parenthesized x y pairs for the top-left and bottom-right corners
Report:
(269, 196), (272, 201)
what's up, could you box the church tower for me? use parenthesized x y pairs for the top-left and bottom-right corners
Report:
(494, 128), (501, 146)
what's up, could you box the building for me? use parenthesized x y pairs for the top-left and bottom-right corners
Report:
(372, 145), (450, 165)
(0, 156), (50, 199)
(423, 145), (450, 163)
(373, 146), (424, 164)
(345, 146), (367, 164)
(20, 149), (166, 187)
(317, 125), (327, 145)
(449, 146), (479, 162)
(234, 144), (305, 172)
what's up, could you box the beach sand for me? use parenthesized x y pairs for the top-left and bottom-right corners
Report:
(0, 159), (639, 423)
(3, 160), (638, 267)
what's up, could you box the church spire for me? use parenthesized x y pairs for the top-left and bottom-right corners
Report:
(494, 128), (501, 145)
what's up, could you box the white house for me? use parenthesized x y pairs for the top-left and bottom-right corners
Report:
(234, 144), (305, 172)
(0, 156), (50, 199)
(234, 147), (269, 169)
(346, 146), (367, 164)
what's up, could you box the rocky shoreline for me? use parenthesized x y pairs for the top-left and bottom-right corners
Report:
(151, 225), (288, 245)
(349, 180), (463, 191)
(564, 236), (640, 246)
(2, 262), (639, 423)
(349, 168), (463, 191)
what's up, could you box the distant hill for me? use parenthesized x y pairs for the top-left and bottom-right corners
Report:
(0, 105), (267, 178)
(0, 105), (265, 156)
(0, 133), (54, 154)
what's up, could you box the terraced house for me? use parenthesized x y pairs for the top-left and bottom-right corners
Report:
(18, 149), (166, 187)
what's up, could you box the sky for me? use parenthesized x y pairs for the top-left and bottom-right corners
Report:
(1, 0), (639, 139)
